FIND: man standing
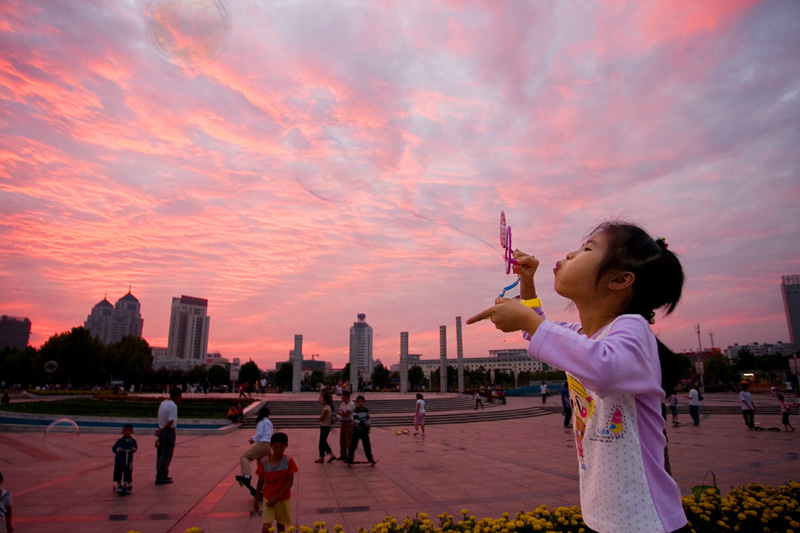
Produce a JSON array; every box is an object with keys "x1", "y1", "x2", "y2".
[
  {"x1": 337, "y1": 390, "x2": 356, "y2": 461},
  {"x1": 687, "y1": 384, "x2": 700, "y2": 426},
  {"x1": 540, "y1": 382, "x2": 549, "y2": 404},
  {"x1": 155, "y1": 387, "x2": 181, "y2": 484},
  {"x1": 740, "y1": 384, "x2": 755, "y2": 429},
  {"x1": 561, "y1": 382, "x2": 572, "y2": 427}
]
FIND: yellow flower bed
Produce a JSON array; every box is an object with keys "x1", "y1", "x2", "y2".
[{"x1": 125, "y1": 481, "x2": 800, "y2": 533}]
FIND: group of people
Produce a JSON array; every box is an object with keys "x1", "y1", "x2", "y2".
[{"x1": 87, "y1": 220, "x2": 799, "y2": 533}]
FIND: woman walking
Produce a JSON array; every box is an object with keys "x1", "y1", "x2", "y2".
[{"x1": 315, "y1": 393, "x2": 337, "y2": 463}]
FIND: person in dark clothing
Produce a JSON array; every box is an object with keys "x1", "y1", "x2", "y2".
[{"x1": 346, "y1": 395, "x2": 376, "y2": 466}]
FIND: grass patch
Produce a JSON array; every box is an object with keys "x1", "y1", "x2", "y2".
[{"x1": 0, "y1": 397, "x2": 254, "y2": 419}]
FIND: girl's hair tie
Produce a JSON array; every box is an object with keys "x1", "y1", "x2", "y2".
[
  {"x1": 656, "y1": 237, "x2": 668, "y2": 249},
  {"x1": 648, "y1": 311, "x2": 656, "y2": 325}
]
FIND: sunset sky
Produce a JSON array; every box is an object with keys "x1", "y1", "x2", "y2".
[{"x1": 1, "y1": 0, "x2": 798, "y2": 370}]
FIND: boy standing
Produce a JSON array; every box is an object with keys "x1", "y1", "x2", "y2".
[
  {"x1": 337, "y1": 390, "x2": 355, "y2": 461},
  {"x1": 669, "y1": 393, "x2": 680, "y2": 425},
  {"x1": 254, "y1": 433, "x2": 298, "y2": 533},
  {"x1": 112, "y1": 424, "x2": 138, "y2": 495},
  {"x1": 0, "y1": 471, "x2": 12, "y2": 533},
  {"x1": 347, "y1": 395, "x2": 376, "y2": 466}
]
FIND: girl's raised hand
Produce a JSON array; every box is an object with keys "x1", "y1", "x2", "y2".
[
  {"x1": 466, "y1": 297, "x2": 543, "y2": 334},
  {"x1": 512, "y1": 250, "x2": 539, "y2": 280}
]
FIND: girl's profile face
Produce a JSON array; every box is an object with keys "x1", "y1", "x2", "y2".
[{"x1": 554, "y1": 231, "x2": 610, "y2": 301}]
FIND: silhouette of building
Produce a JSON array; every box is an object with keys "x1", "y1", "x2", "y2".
[
  {"x1": 167, "y1": 295, "x2": 210, "y2": 362},
  {"x1": 84, "y1": 290, "x2": 143, "y2": 345},
  {"x1": 349, "y1": 313, "x2": 373, "y2": 377},
  {"x1": 0, "y1": 315, "x2": 31, "y2": 350},
  {"x1": 782, "y1": 275, "x2": 800, "y2": 354}
]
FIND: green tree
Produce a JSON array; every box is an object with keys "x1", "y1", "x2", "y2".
[
  {"x1": 39, "y1": 327, "x2": 106, "y2": 388},
  {"x1": 371, "y1": 363, "x2": 390, "y2": 390},
  {"x1": 276, "y1": 363, "x2": 293, "y2": 390},
  {"x1": 187, "y1": 364, "x2": 209, "y2": 386},
  {"x1": 107, "y1": 335, "x2": 153, "y2": 388},
  {"x1": 408, "y1": 365, "x2": 424, "y2": 389},
  {"x1": 734, "y1": 349, "x2": 757, "y2": 372},
  {"x1": 208, "y1": 365, "x2": 229, "y2": 388},
  {"x1": 239, "y1": 361, "x2": 261, "y2": 389},
  {"x1": 308, "y1": 369, "x2": 324, "y2": 389},
  {"x1": 0, "y1": 346, "x2": 41, "y2": 387},
  {"x1": 705, "y1": 354, "x2": 734, "y2": 385},
  {"x1": 341, "y1": 363, "x2": 351, "y2": 383}
]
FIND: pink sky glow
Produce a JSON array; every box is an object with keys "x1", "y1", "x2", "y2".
[{"x1": 1, "y1": 0, "x2": 799, "y2": 370}]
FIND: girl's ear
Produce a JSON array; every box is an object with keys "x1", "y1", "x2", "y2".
[{"x1": 607, "y1": 271, "x2": 635, "y2": 291}]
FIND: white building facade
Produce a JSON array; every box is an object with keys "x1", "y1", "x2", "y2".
[{"x1": 167, "y1": 295, "x2": 210, "y2": 363}]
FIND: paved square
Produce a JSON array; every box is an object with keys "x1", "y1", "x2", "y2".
[{"x1": 2, "y1": 394, "x2": 799, "y2": 532}]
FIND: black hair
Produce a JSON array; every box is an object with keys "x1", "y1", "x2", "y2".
[
  {"x1": 590, "y1": 222, "x2": 684, "y2": 317},
  {"x1": 0, "y1": 471, "x2": 3, "y2": 483},
  {"x1": 321, "y1": 392, "x2": 333, "y2": 406},
  {"x1": 590, "y1": 222, "x2": 685, "y2": 395},
  {"x1": 169, "y1": 387, "x2": 182, "y2": 398},
  {"x1": 416, "y1": 393, "x2": 423, "y2": 400},
  {"x1": 122, "y1": 424, "x2": 134, "y2": 432},
  {"x1": 778, "y1": 394, "x2": 785, "y2": 401},
  {"x1": 356, "y1": 395, "x2": 365, "y2": 401},
  {"x1": 342, "y1": 390, "x2": 350, "y2": 398},
  {"x1": 256, "y1": 406, "x2": 270, "y2": 423},
  {"x1": 271, "y1": 432, "x2": 288, "y2": 444}
]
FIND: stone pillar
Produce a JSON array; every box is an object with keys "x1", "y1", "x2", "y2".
[
  {"x1": 439, "y1": 325, "x2": 447, "y2": 393},
  {"x1": 456, "y1": 316, "x2": 464, "y2": 393},
  {"x1": 350, "y1": 347, "x2": 359, "y2": 393},
  {"x1": 400, "y1": 332, "x2": 409, "y2": 393},
  {"x1": 292, "y1": 334, "x2": 302, "y2": 393}
]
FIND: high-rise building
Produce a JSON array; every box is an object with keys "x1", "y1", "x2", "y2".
[
  {"x1": 349, "y1": 313, "x2": 373, "y2": 377},
  {"x1": 782, "y1": 275, "x2": 800, "y2": 354},
  {"x1": 0, "y1": 315, "x2": 31, "y2": 350},
  {"x1": 112, "y1": 291, "x2": 144, "y2": 342},
  {"x1": 85, "y1": 297, "x2": 114, "y2": 344},
  {"x1": 167, "y1": 295, "x2": 210, "y2": 362},
  {"x1": 84, "y1": 290, "x2": 144, "y2": 345}
]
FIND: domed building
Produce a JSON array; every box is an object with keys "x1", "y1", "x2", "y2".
[{"x1": 84, "y1": 290, "x2": 144, "y2": 345}]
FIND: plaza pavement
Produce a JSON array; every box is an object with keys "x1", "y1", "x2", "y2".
[{"x1": 1, "y1": 393, "x2": 799, "y2": 533}]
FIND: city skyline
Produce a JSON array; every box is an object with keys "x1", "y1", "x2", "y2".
[{"x1": 1, "y1": 2, "x2": 798, "y2": 370}]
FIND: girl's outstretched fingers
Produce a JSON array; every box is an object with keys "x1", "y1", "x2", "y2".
[{"x1": 466, "y1": 305, "x2": 496, "y2": 325}]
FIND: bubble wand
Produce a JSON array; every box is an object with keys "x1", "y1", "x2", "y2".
[{"x1": 498, "y1": 211, "x2": 541, "y2": 308}]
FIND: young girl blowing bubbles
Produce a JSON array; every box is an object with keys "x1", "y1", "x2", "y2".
[{"x1": 467, "y1": 222, "x2": 688, "y2": 533}]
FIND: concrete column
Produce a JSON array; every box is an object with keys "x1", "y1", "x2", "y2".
[
  {"x1": 400, "y1": 332, "x2": 409, "y2": 393},
  {"x1": 350, "y1": 347, "x2": 359, "y2": 393},
  {"x1": 292, "y1": 334, "x2": 302, "y2": 393},
  {"x1": 439, "y1": 325, "x2": 447, "y2": 393},
  {"x1": 456, "y1": 316, "x2": 464, "y2": 393}
]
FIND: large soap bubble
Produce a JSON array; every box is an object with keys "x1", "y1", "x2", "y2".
[
  {"x1": 145, "y1": 0, "x2": 232, "y2": 69},
  {"x1": 45, "y1": 418, "x2": 80, "y2": 452}
]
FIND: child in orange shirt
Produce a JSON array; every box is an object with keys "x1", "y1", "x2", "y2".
[{"x1": 254, "y1": 432, "x2": 298, "y2": 533}]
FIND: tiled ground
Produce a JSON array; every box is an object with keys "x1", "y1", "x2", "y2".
[{"x1": 2, "y1": 393, "x2": 799, "y2": 532}]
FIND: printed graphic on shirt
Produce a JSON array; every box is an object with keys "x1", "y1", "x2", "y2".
[
  {"x1": 591, "y1": 405, "x2": 627, "y2": 441},
  {"x1": 568, "y1": 375, "x2": 594, "y2": 470}
]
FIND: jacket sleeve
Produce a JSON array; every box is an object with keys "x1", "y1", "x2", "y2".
[{"x1": 528, "y1": 315, "x2": 662, "y2": 398}]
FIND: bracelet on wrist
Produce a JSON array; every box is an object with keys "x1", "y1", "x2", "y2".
[{"x1": 521, "y1": 298, "x2": 542, "y2": 308}]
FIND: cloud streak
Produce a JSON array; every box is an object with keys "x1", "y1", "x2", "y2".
[{"x1": 1, "y1": 0, "x2": 798, "y2": 367}]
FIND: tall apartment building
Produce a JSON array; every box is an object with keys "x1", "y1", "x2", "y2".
[
  {"x1": 167, "y1": 295, "x2": 210, "y2": 362},
  {"x1": 349, "y1": 313, "x2": 373, "y2": 376},
  {"x1": 84, "y1": 290, "x2": 144, "y2": 345},
  {"x1": 0, "y1": 315, "x2": 31, "y2": 350},
  {"x1": 782, "y1": 275, "x2": 800, "y2": 354}
]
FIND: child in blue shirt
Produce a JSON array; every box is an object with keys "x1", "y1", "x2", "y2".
[{"x1": 112, "y1": 424, "x2": 138, "y2": 495}]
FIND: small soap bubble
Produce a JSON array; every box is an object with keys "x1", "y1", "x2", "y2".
[
  {"x1": 145, "y1": 0, "x2": 232, "y2": 69},
  {"x1": 45, "y1": 418, "x2": 80, "y2": 452}
]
